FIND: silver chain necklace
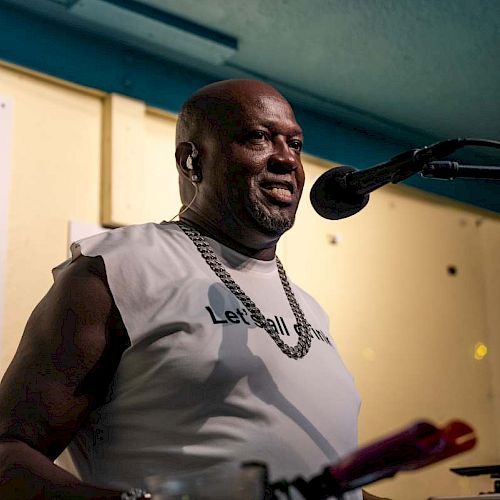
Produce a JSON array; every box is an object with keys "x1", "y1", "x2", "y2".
[{"x1": 177, "y1": 221, "x2": 312, "y2": 359}]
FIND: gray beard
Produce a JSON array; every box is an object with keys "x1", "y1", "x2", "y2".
[{"x1": 247, "y1": 197, "x2": 295, "y2": 236}]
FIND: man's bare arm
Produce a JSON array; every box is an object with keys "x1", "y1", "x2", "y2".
[{"x1": 0, "y1": 256, "x2": 130, "y2": 499}]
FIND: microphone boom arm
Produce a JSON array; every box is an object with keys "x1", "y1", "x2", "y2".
[
  {"x1": 421, "y1": 161, "x2": 500, "y2": 180},
  {"x1": 345, "y1": 138, "x2": 474, "y2": 196},
  {"x1": 345, "y1": 149, "x2": 421, "y2": 195},
  {"x1": 310, "y1": 138, "x2": 500, "y2": 220}
]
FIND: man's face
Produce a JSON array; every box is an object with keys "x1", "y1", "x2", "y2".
[{"x1": 198, "y1": 91, "x2": 305, "y2": 237}]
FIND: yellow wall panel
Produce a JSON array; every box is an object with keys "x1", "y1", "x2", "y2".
[
  {"x1": 102, "y1": 95, "x2": 180, "y2": 226},
  {"x1": 479, "y1": 218, "x2": 500, "y2": 453},
  {"x1": 281, "y1": 159, "x2": 500, "y2": 499},
  {"x1": 0, "y1": 64, "x2": 102, "y2": 372}
]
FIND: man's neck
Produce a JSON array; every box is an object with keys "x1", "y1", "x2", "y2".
[{"x1": 179, "y1": 214, "x2": 278, "y2": 261}]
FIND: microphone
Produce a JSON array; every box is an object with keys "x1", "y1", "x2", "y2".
[
  {"x1": 309, "y1": 165, "x2": 370, "y2": 220},
  {"x1": 310, "y1": 139, "x2": 466, "y2": 220}
]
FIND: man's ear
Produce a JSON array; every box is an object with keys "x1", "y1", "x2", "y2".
[
  {"x1": 175, "y1": 142, "x2": 193, "y2": 174},
  {"x1": 175, "y1": 141, "x2": 201, "y2": 182}
]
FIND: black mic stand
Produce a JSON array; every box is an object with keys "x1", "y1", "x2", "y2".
[
  {"x1": 311, "y1": 138, "x2": 500, "y2": 220},
  {"x1": 345, "y1": 138, "x2": 500, "y2": 196}
]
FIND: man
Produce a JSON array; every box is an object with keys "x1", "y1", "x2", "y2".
[{"x1": 0, "y1": 80, "x2": 384, "y2": 499}]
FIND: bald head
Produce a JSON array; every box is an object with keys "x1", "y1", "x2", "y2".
[
  {"x1": 174, "y1": 78, "x2": 304, "y2": 250},
  {"x1": 175, "y1": 79, "x2": 290, "y2": 146}
]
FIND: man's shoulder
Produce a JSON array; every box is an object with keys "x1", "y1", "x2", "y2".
[
  {"x1": 53, "y1": 222, "x2": 188, "y2": 280},
  {"x1": 77, "y1": 221, "x2": 177, "y2": 244},
  {"x1": 72, "y1": 222, "x2": 184, "y2": 256}
]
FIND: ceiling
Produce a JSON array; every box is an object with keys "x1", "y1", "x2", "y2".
[
  {"x1": 147, "y1": 0, "x2": 500, "y2": 143},
  {"x1": 3, "y1": 0, "x2": 500, "y2": 201}
]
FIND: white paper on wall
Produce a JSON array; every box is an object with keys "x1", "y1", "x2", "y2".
[{"x1": 0, "y1": 97, "x2": 13, "y2": 346}]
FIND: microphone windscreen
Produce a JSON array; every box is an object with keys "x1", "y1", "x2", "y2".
[{"x1": 310, "y1": 165, "x2": 370, "y2": 220}]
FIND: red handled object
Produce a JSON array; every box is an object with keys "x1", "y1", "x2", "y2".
[{"x1": 291, "y1": 420, "x2": 476, "y2": 499}]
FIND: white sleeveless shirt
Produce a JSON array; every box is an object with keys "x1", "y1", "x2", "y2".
[{"x1": 53, "y1": 222, "x2": 362, "y2": 499}]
